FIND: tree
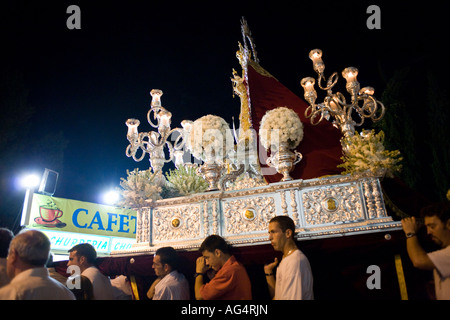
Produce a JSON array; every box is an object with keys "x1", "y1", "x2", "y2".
[
  {"x1": 376, "y1": 66, "x2": 449, "y2": 201},
  {"x1": 426, "y1": 72, "x2": 450, "y2": 200}
]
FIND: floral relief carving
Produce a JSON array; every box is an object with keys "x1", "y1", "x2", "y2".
[
  {"x1": 136, "y1": 208, "x2": 151, "y2": 243},
  {"x1": 114, "y1": 174, "x2": 401, "y2": 256},
  {"x1": 223, "y1": 196, "x2": 276, "y2": 235},
  {"x1": 302, "y1": 183, "x2": 364, "y2": 226},
  {"x1": 153, "y1": 204, "x2": 201, "y2": 242}
]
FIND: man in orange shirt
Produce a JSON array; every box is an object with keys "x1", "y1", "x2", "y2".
[{"x1": 194, "y1": 235, "x2": 252, "y2": 300}]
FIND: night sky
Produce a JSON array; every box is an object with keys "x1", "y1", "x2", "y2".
[{"x1": 1, "y1": 1, "x2": 448, "y2": 229}]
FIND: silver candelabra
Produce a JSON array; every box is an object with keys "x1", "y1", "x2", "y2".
[
  {"x1": 125, "y1": 90, "x2": 186, "y2": 184},
  {"x1": 301, "y1": 49, "x2": 385, "y2": 138}
]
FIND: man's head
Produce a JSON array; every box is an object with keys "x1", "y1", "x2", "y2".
[
  {"x1": 152, "y1": 246, "x2": 180, "y2": 277},
  {"x1": 0, "y1": 228, "x2": 14, "y2": 259},
  {"x1": 421, "y1": 201, "x2": 450, "y2": 247},
  {"x1": 67, "y1": 243, "x2": 97, "y2": 272},
  {"x1": 6, "y1": 229, "x2": 51, "y2": 279},
  {"x1": 268, "y1": 216, "x2": 296, "y2": 252},
  {"x1": 199, "y1": 235, "x2": 231, "y2": 271}
]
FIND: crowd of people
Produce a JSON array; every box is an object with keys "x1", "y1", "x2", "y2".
[
  {"x1": 0, "y1": 228, "x2": 132, "y2": 300},
  {"x1": 0, "y1": 201, "x2": 449, "y2": 300}
]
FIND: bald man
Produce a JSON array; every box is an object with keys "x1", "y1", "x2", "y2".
[{"x1": 0, "y1": 229, "x2": 75, "y2": 300}]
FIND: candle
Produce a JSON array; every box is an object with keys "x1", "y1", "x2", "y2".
[
  {"x1": 181, "y1": 120, "x2": 193, "y2": 133},
  {"x1": 309, "y1": 49, "x2": 325, "y2": 74},
  {"x1": 301, "y1": 77, "x2": 317, "y2": 105},
  {"x1": 360, "y1": 87, "x2": 376, "y2": 113},
  {"x1": 126, "y1": 119, "x2": 140, "y2": 136},
  {"x1": 360, "y1": 86, "x2": 374, "y2": 96},
  {"x1": 342, "y1": 67, "x2": 360, "y2": 96},
  {"x1": 342, "y1": 67, "x2": 359, "y2": 83},
  {"x1": 150, "y1": 89, "x2": 163, "y2": 107},
  {"x1": 174, "y1": 150, "x2": 184, "y2": 168},
  {"x1": 301, "y1": 77, "x2": 315, "y2": 91},
  {"x1": 158, "y1": 110, "x2": 172, "y2": 128},
  {"x1": 309, "y1": 49, "x2": 322, "y2": 62}
]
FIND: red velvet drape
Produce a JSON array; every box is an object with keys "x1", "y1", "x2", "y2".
[{"x1": 246, "y1": 62, "x2": 344, "y2": 183}]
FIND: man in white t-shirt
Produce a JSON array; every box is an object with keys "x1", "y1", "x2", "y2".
[
  {"x1": 68, "y1": 243, "x2": 115, "y2": 300},
  {"x1": 147, "y1": 246, "x2": 189, "y2": 300},
  {"x1": 401, "y1": 201, "x2": 450, "y2": 300},
  {"x1": 264, "y1": 216, "x2": 314, "y2": 300}
]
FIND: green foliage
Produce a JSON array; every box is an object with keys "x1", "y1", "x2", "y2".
[
  {"x1": 338, "y1": 130, "x2": 402, "y2": 178},
  {"x1": 426, "y1": 73, "x2": 450, "y2": 200},
  {"x1": 375, "y1": 67, "x2": 450, "y2": 200},
  {"x1": 165, "y1": 165, "x2": 208, "y2": 196},
  {"x1": 118, "y1": 168, "x2": 162, "y2": 208},
  {"x1": 375, "y1": 68, "x2": 419, "y2": 188}
]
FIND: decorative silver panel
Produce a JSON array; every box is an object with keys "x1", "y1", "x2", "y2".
[
  {"x1": 222, "y1": 195, "x2": 276, "y2": 241},
  {"x1": 111, "y1": 173, "x2": 401, "y2": 256},
  {"x1": 301, "y1": 182, "x2": 364, "y2": 226},
  {"x1": 152, "y1": 203, "x2": 203, "y2": 246}
]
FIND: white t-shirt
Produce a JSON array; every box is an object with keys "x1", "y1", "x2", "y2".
[
  {"x1": 153, "y1": 270, "x2": 190, "y2": 300},
  {"x1": 110, "y1": 275, "x2": 132, "y2": 300},
  {"x1": 0, "y1": 267, "x2": 75, "y2": 300},
  {"x1": 82, "y1": 266, "x2": 115, "y2": 300},
  {"x1": 428, "y1": 246, "x2": 450, "y2": 300},
  {"x1": 274, "y1": 249, "x2": 314, "y2": 300}
]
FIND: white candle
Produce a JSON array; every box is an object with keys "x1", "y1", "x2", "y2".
[
  {"x1": 150, "y1": 89, "x2": 163, "y2": 107},
  {"x1": 360, "y1": 86, "x2": 374, "y2": 95},
  {"x1": 342, "y1": 67, "x2": 360, "y2": 97},
  {"x1": 342, "y1": 67, "x2": 359, "y2": 83},
  {"x1": 159, "y1": 111, "x2": 172, "y2": 127},
  {"x1": 309, "y1": 49, "x2": 322, "y2": 64},
  {"x1": 126, "y1": 119, "x2": 140, "y2": 136},
  {"x1": 309, "y1": 49, "x2": 325, "y2": 74},
  {"x1": 301, "y1": 77, "x2": 315, "y2": 92},
  {"x1": 174, "y1": 150, "x2": 184, "y2": 168},
  {"x1": 301, "y1": 77, "x2": 317, "y2": 105}
]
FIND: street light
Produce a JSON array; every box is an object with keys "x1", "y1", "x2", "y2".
[
  {"x1": 19, "y1": 174, "x2": 40, "y2": 189},
  {"x1": 38, "y1": 168, "x2": 59, "y2": 196},
  {"x1": 101, "y1": 190, "x2": 120, "y2": 205},
  {"x1": 18, "y1": 168, "x2": 60, "y2": 227},
  {"x1": 19, "y1": 173, "x2": 41, "y2": 227}
]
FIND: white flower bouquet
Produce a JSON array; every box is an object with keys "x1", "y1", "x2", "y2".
[
  {"x1": 338, "y1": 129, "x2": 402, "y2": 178},
  {"x1": 118, "y1": 168, "x2": 162, "y2": 208},
  {"x1": 259, "y1": 107, "x2": 304, "y2": 150},
  {"x1": 185, "y1": 114, "x2": 234, "y2": 163}
]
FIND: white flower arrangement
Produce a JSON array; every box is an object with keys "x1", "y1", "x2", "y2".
[
  {"x1": 165, "y1": 165, "x2": 208, "y2": 196},
  {"x1": 185, "y1": 114, "x2": 234, "y2": 163},
  {"x1": 338, "y1": 129, "x2": 402, "y2": 178},
  {"x1": 259, "y1": 107, "x2": 304, "y2": 150},
  {"x1": 118, "y1": 168, "x2": 162, "y2": 208}
]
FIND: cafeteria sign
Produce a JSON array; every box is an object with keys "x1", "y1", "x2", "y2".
[
  {"x1": 28, "y1": 193, "x2": 137, "y2": 238},
  {"x1": 39, "y1": 229, "x2": 135, "y2": 254}
]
